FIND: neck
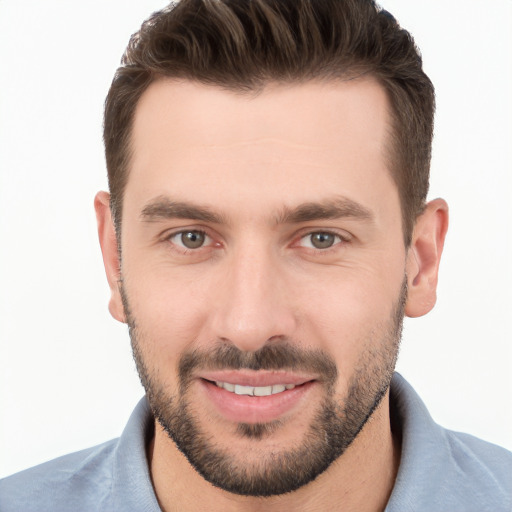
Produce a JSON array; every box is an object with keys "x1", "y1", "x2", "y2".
[{"x1": 149, "y1": 392, "x2": 400, "y2": 512}]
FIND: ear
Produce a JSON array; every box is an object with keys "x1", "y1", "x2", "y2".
[
  {"x1": 94, "y1": 191, "x2": 126, "y2": 323},
  {"x1": 405, "y1": 198, "x2": 449, "y2": 318}
]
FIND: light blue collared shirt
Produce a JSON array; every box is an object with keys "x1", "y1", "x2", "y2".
[{"x1": 1, "y1": 373, "x2": 511, "y2": 511}]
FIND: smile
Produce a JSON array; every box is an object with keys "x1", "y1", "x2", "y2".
[
  {"x1": 214, "y1": 381, "x2": 296, "y2": 396},
  {"x1": 200, "y1": 376, "x2": 316, "y2": 423}
]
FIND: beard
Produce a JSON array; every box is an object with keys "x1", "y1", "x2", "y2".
[{"x1": 121, "y1": 279, "x2": 406, "y2": 497}]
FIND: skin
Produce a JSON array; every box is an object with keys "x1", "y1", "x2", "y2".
[{"x1": 95, "y1": 78, "x2": 448, "y2": 511}]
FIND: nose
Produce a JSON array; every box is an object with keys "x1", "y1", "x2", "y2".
[{"x1": 210, "y1": 244, "x2": 297, "y2": 353}]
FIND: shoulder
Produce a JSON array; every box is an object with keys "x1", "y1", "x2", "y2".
[
  {"x1": 0, "y1": 439, "x2": 118, "y2": 512},
  {"x1": 388, "y1": 373, "x2": 512, "y2": 512},
  {"x1": 443, "y1": 428, "x2": 512, "y2": 496},
  {"x1": 420, "y1": 428, "x2": 512, "y2": 512}
]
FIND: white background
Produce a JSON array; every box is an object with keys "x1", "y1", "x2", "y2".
[{"x1": 0, "y1": 0, "x2": 511, "y2": 478}]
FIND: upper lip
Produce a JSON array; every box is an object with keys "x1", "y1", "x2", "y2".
[{"x1": 198, "y1": 370, "x2": 315, "y2": 387}]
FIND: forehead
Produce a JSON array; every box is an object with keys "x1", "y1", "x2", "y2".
[
  {"x1": 126, "y1": 78, "x2": 397, "y2": 223},
  {"x1": 131, "y1": 78, "x2": 391, "y2": 157}
]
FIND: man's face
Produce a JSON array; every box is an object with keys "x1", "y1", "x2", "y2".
[{"x1": 116, "y1": 79, "x2": 408, "y2": 495}]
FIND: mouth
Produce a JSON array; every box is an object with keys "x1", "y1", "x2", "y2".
[
  {"x1": 213, "y1": 380, "x2": 298, "y2": 396},
  {"x1": 197, "y1": 371, "x2": 317, "y2": 424}
]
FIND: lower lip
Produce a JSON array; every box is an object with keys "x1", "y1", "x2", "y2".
[{"x1": 200, "y1": 379, "x2": 316, "y2": 424}]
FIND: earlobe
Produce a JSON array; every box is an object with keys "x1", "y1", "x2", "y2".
[
  {"x1": 405, "y1": 198, "x2": 449, "y2": 318},
  {"x1": 94, "y1": 191, "x2": 126, "y2": 323}
]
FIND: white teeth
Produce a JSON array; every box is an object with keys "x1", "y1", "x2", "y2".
[
  {"x1": 223, "y1": 382, "x2": 235, "y2": 392},
  {"x1": 253, "y1": 386, "x2": 272, "y2": 397},
  {"x1": 215, "y1": 381, "x2": 296, "y2": 396},
  {"x1": 234, "y1": 384, "x2": 254, "y2": 396}
]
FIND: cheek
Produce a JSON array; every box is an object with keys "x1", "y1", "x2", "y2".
[
  {"x1": 123, "y1": 267, "x2": 212, "y2": 368},
  {"x1": 295, "y1": 268, "x2": 402, "y2": 377}
]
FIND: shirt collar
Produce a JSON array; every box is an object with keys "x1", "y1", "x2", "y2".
[
  {"x1": 107, "y1": 372, "x2": 475, "y2": 511},
  {"x1": 111, "y1": 397, "x2": 161, "y2": 511}
]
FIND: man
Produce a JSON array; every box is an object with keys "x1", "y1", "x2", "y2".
[{"x1": 1, "y1": 0, "x2": 510, "y2": 510}]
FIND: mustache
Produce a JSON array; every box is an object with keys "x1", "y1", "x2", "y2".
[{"x1": 179, "y1": 340, "x2": 338, "y2": 387}]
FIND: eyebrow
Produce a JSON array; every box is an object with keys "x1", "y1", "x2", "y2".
[
  {"x1": 140, "y1": 195, "x2": 374, "y2": 225},
  {"x1": 275, "y1": 197, "x2": 374, "y2": 224},
  {"x1": 140, "y1": 197, "x2": 225, "y2": 224}
]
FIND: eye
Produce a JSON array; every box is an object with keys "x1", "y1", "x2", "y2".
[
  {"x1": 169, "y1": 230, "x2": 211, "y2": 249},
  {"x1": 299, "y1": 232, "x2": 343, "y2": 249}
]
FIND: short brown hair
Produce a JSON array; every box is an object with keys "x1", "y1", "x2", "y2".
[{"x1": 104, "y1": 0, "x2": 434, "y2": 246}]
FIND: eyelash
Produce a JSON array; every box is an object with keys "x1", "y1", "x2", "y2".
[
  {"x1": 165, "y1": 230, "x2": 214, "y2": 252},
  {"x1": 294, "y1": 230, "x2": 350, "y2": 254},
  {"x1": 162, "y1": 228, "x2": 350, "y2": 254}
]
